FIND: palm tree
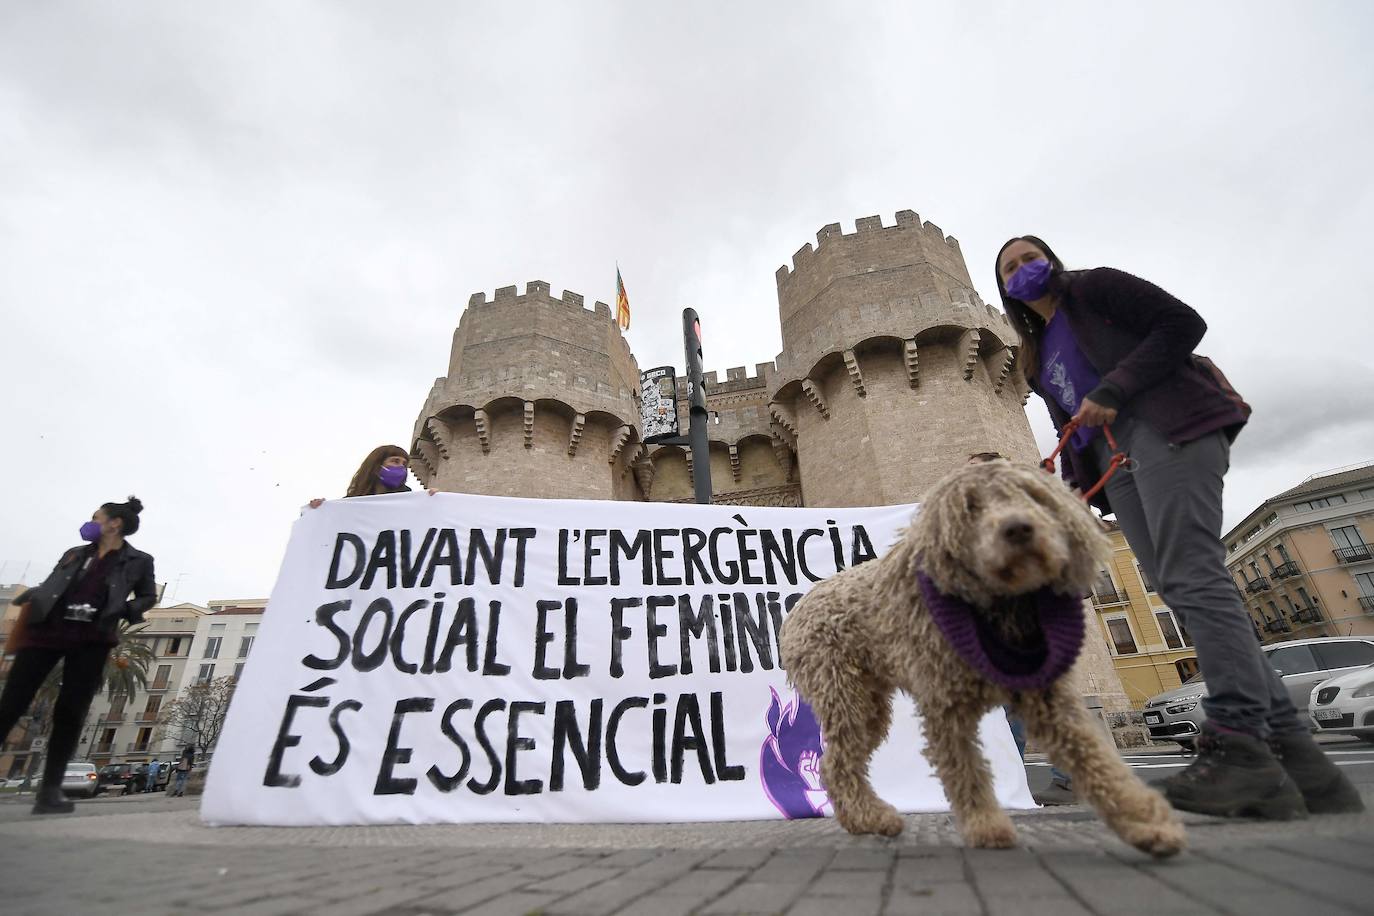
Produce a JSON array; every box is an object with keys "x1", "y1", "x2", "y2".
[{"x1": 104, "y1": 620, "x2": 156, "y2": 700}]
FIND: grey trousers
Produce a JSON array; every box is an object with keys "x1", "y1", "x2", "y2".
[{"x1": 1089, "y1": 416, "x2": 1304, "y2": 738}]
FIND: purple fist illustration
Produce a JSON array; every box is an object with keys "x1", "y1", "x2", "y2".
[{"x1": 760, "y1": 688, "x2": 829, "y2": 819}]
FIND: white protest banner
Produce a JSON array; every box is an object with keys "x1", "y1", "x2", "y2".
[{"x1": 202, "y1": 492, "x2": 1033, "y2": 826}]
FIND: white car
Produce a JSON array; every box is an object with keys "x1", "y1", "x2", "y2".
[{"x1": 1308, "y1": 663, "x2": 1374, "y2": 742}]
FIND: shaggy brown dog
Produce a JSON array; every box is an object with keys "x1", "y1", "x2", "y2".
[{"x1": 779, "y1": 461, "x2": 1185, "y2": 857}]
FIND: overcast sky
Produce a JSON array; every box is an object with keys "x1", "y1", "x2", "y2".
[{"x1": 2, "y1": 2, "x2": 1371, "y2": 604}]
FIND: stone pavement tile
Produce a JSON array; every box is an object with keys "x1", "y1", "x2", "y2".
[
  {"x1": 516, "y1": 853, "x2": 609, "y2": 879},
  {"x1": 1132, "y1": 856, "x2": 1344, "y2": 916},
  {"x1": 1038, "y1": 852, "x2": 1200, "y2": 915},
  {"x1": 790, "y1": 898, "x2": 883, "y2": 916},
  {"x1": 982, "y1": 895, "x2": 1094, "y2": 916},
  {"x1": 616, "y1": 896, "x2": 713, "y2": 916},
  {"x1": 213, "y1": 895, "x2": 317, "y2": 916},
  {"x1": 542, "y1": 878, "x2": 659, "y2": 915},
  {"x1": 525, "y1": 866, "x2": 626, "y2": 895},
  {"x1": 458, "y1": 890, "x2": 564, "y2": 916},
  {"x1": 829, "y1": 848, "x2": 895, "y2": 871},
  {"x1": 410, "y1": 873, "x2": 536, "y2": 912},
  {"x1": 299, "y1": 884, "x2": 440, "y2": 916},
  {"x1": 702, "y1": 880, "x2": 810, "y2": 915},
  {"x1": 411, "y1": 864, "x2": 524, "y2": 895},
  {"x1": 882, "y1": 883, "x2": 982, "y2": 916},
  {"x1": 656, "y1": 868, "x2": 748, "y2": 897},
  {"x1": 891, "y1": 849, "x2": 966, "y2": 887},
  {"x1": 1277, "y1": 835, "x2": 1374, "y2": 873},
  {"x1": 617, "y1": 850, "x2": 713, "y2": 883},
  {"x1": 702, "y1": 847, "x2": 772, "y2": 869},
  {"x1": 748, "y1": 849, "x2": 834, "y2": 884},
  {"x1": 595, "y1": 849, "x2": 663, "y2": 869},
  {"x1": 1198, "y1": 845, "x2": 1374, "y2": 912},
  {"x1": 807, "y1": 869, "x2": 886, "y2": 897}
]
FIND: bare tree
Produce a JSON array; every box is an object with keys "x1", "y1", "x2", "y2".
[{"x1": 157, "y1": 676, "x2": 237, "y2": 755}]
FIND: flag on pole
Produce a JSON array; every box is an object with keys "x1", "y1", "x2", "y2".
[{"x1": 615, "y1": 266, "x2": 631, "y2": 331}]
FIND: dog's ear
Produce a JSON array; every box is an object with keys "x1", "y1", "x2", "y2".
[
  {"x1": 1042, "y1": 473, "x2": 1111, "y2": 592},
  {"x1": 907, "y1": 469, "x2": 994, "y2": 606}
]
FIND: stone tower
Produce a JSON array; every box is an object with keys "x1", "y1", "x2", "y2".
[
  {"x1": 766, "y1": 210, "x2": 1038, "y2": 508},
  {"x1": 409, "y1": 282, "x2": 650, "y2": 500},
  {"x1": 408, "y1": 209, "x2": 1131, "y2": 728}
]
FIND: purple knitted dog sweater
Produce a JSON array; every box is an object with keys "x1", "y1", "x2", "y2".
[{"x1": 916, "y1": 571, "x2": 1085, "y2": 691}]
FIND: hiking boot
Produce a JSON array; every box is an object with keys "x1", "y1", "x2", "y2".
[
  {"x1": 31, "y1": 783, "x2": 75, "y2": 815},
  {"x1": 1032, "y1": 781, "x2": 1077, "y2": 806},
  {"x1": 1269, "y1": 731, "x2": 1365, "y2": 814},
  {"x1": 1159, "y1": 726, "x2": 1307, "y2": 820}
]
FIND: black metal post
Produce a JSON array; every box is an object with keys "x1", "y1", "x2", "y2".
[{"x1": 682, "y1": 308, "x2": 712, "y2": 504}]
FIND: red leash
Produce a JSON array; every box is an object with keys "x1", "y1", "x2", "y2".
[{"x1": 1041, "y1": 420, "x2": 1133, "y2": 501}]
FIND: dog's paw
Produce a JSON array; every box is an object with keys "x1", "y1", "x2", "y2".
[
  {"x1": 1116, "y1": 816, "x2": 1186, "y2": 859},
  {"x1": 961, "y1": 812, "x2": 1018, "y2": 849},
  {"x1": 837, "y1": 801, "x2": 905, "y2": 837}
]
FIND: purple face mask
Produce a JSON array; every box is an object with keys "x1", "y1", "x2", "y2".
[
  {"x1": 80, "y1": 520, "x2": 102, "y2": 542},
  {"x1": 378, "y1": 464, "x2": 408, "y2": 489},
  {"x1": 1005, "y1": 258, "x2": 1052, "y2": 301}
]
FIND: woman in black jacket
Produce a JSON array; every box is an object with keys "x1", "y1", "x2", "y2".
[
  {"x1": 0, "y1": 496, "x2": 157, "y2": 814},
  {"x1": 996, "y1": 236, "x2": 1361, "y2": 820}
]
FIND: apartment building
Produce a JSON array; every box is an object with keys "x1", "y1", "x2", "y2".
[
  {"x1": 0, "y1": 585, "x2": 35, "y2": 778},
  {"x1": 1224, "y1": 463, "x2": 1374, "y2": 643},
  {"x1": 79, "y1": 603, "x2": 209, "y2": 766},
  {"x1": 78, "y1": 599, "x2": 267, "y2": 767},
  {"x1": 1090, "y1": 523, "x2": 1200, "y2": 708}
]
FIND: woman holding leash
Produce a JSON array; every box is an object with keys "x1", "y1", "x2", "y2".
[
  {"x1": 995, "y1": 237, "x2": 1361, "y2": 820},
  {"x1": 0, "y1": 496, "x2": 157, "y2": 814}
]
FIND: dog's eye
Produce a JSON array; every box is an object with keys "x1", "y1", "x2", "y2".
[{"x1": 964, "y1": 493, "x2": 981, "y2": 514}]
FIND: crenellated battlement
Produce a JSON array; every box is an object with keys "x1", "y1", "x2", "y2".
[
  {"x1": 465, "y1": 281, "x2": 613, "y2": 318},
  {"x1": 775, "y1": 210, "x2": 964, "y2": 286}
]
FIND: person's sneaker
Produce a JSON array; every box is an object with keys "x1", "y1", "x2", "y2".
[
  {"x1": 1159, "y1": 726, "x2": 1307, "y2": 820},
  {"x1": 1032, "y1": 781, "x2": 1077, "y2": 806},
  {"x1": 31, "y1": 784, "x2": 75, "y2": 815},
  {"x1": 1269, "y1": 731, "x2": 1365, "y2": 814}
]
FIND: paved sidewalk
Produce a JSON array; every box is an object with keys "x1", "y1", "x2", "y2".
[{"x1": 1, "y1": 788, "x2": 1371, "y2": 916}]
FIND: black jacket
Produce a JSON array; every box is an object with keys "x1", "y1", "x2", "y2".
[
  {"x1": 15, "y1": 543, "x2": 158, "y2": 631},
  {"x1": 1028, "y1": 268, "x2": 1249, "y2": 512}
]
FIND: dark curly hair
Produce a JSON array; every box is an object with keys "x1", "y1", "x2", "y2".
[{"x1": 101, "y1": 495, "x2": 144, "y2": 536}]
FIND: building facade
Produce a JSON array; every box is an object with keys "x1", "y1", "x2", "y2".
[
  {"x1": 1225, "y1": 463, "x2": 1374, "y2": 643},
  {"x1": 78, "y1": 600, "x2": 266, "y2": 768},
  {"x1": 407, "y1": 208, "x2": 1131, "y2": 718},
  {"x1": 1090, "y1": 523, "x2": 1199, "y2": 708}
]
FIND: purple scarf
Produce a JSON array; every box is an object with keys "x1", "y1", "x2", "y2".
[{"x1": 917, "y1": 571, "x2": 1085, "y2": 691}]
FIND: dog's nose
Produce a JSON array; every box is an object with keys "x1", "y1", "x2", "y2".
[{"x1": 1001, "y1": 520, "x2": 1034, "y2": 545}]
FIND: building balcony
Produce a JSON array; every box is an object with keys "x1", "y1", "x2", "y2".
[
  {"x1": 93, "y1": 742, "x2": 114, "y2": 755},
  {"x1": 1333, "y1": 544, "x2": 1373, "y2": 564},
  {"x1": 1263, "y1": 617, "x2": 1292, "y2": 635},
  {"x1": 1290, "y1": 606, "x2": 1323, "y2": 625},
  {"x1": 101, "y1": 713, "x2": 125, "y2": 724},
  {"x1": 148, "y1": 680, "x2": 171, "y2": 692},
  {"x1": 136, "y1": 713, "x2": 160, "y2": 724},
  {"x1": 1360, "y1": 596, "x2": 1374, "y2": 614},
  {"x1": 1271, "y1": 560, "x2": 1301, "y2": 580},
  {"x1": 126, "y1": 742, "x2": 151, "y2": 754},
  {"x1": 1092, "y1": 589, "x2": 1126, "y2": 606},
  {"x1": 1245, "y1": 577, "x2": 1272, "y2": 594}
]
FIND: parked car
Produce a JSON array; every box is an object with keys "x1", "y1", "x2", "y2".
[
  {"x1": 1142, "y1": 636, "x2": 1374, "y2": 749},
  {"x1": 97, "y1": 763, "x2": 144, "y2": 795},
  {"x1": 1308, "y1": 663, "x2": 1374, "y2": 742},
  {"x1": 61, "y1": 762, "x2": 99, "y2": 798}
]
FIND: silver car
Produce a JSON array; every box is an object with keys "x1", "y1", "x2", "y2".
[
  {"x1": 1142, "y1": 636, "x2": 1374, "y2": 748},
  {"x1": 62, "y1": 761, "x2": 99, "y2": 798},
  {"x1": 1309, "y1": 663, "x2": 1374, "y2": 741}
]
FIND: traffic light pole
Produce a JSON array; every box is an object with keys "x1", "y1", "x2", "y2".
[{"x1": 682, "y1": 308, "x2": 713, "y2": 505}]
